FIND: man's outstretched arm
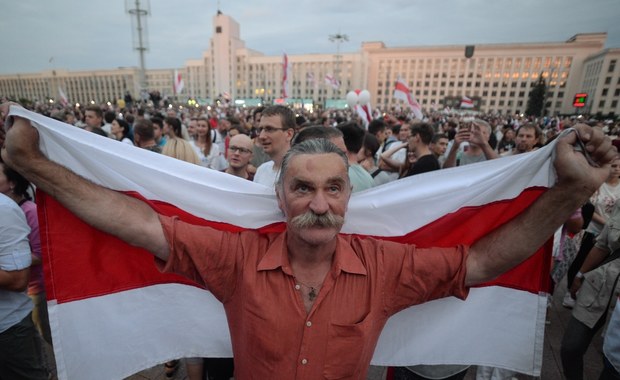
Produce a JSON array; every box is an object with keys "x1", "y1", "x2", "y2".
[
  {"x1": 1, "y1": 105, "x2": 170, "y2": 261},
  {"x1": 465, "y1": 124, "x2": 616, "y2": 286}
]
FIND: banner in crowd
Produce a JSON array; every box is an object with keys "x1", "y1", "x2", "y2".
[
  {"x1": 8, "y1": 107, "x2": 556, "y2": 380},
  {"x1": 282, "y1": 53, "x2": 289, "y2": 99},
  {"x1": 393, "y1": 77, "x2": 423, "y2": 120}
]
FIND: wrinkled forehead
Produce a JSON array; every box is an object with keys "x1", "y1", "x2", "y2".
[{"x1": 283, "y1": 153, "x2": 349, "y2": 184}]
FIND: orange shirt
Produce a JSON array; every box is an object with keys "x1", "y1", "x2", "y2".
[{"x1": 158, "y1": 215, "x2": 469, "y2": 380}]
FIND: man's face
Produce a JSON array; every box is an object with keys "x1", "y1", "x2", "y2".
[
  {"x1": 515, "y1": 127, "x2": 537, "y2": 153},
  {"x1": 258, "y1": 114, "x2": 293, "y2": 158},
  {"x1": 398, "y1": 124, "x2": 411, "y2": 142},
  {"x1": 84, "y1": 110, "x2": 102, "y2": 128},
  {"x1": 153, "y1": 123, "x2": 163, "y2": 142},
  {"x1": 253, "y1": 112, "x2": 262, "y2": 128},
  {"x1": 218, "y1": 119, "x2": 231, "y2": 133},
  {"x1": 375, "y1": 128, "x2": 387, "y2": 144},
  {"x1": 431, "y1": 137, "x2": 449, "y2": 157},
  {"x1": 408, "y1": 134, "x2": 420, "y2": 152},
  {"x1": 277, "y1": 153, "x2": 350, "y2": 247},
  {"x1": 227, "y1": 135, "x2": 253, "y2": 170}
]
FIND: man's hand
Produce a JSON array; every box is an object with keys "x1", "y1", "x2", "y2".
[
  {"x1": 569, "y1": 277, "x2": 583, "y2": 299},
  {"x1": 468, "y1": 123, "x2": 488, "y2": 148},
  {"x1": 452, "y1": 128, "x2": 470, "y2": 147},
  {"x1": 0, "y1": 103, "x2": 43, "y2": 171},
  {"x1": 554, "y1": 124, "x2": 616, "y2": 196}
]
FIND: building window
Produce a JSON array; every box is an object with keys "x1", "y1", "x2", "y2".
[
  {"x1": 609, "y1": 60, "x2": 617, "y2": 73},
  {"x1": 216, "y1": 26, "x2": 222, "y2": 33},
  {"x1": 612, "y1": 100, "x2": 618, "y2": 108},
  {"x1": 605, "y1": 77, "x2": 612, "y2": 85},
  {"x1": 599, "y1": 100, "x2": 606, "y2": 108},
  {"x1": 603, "y1": 89, "x2": 609, "y2": 96},
  {"x1": 615, "y1": 89, "x2": 620, "y2": 97}
]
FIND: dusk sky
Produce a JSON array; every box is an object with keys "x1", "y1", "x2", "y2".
[{"x1": 1, "y1": 0, "x2": 618, "y2": 75}]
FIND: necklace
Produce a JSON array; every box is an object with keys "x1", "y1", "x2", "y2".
[{"x1": 295, "y1": 279, "x2": 323, "y2": 302}]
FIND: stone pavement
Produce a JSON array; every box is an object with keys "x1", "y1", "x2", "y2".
[{"x1": 124, "y1": 280, "x2": 605, "y2": 380}]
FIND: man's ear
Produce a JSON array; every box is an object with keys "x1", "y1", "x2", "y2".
[
  {"x1": 275, "y1": 187, "x2": 285, "y2": 216},
  {"x1": 285, "y1": 128, "x2": 295, "y2": 144}
]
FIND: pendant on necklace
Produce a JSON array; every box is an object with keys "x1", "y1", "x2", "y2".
[{"x1": 308, "y1": 287, "x2": 317, "y2": 301}]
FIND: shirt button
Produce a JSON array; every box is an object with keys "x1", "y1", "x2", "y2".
[
  {"x1": 295, "y1": 284, "x2": 301, "y2": 290},
  {"x1": 306, "y1": 321, "x2": 312, "y2": 327},
  {"x1": 301, "y1": 358, "x2": 308, "y2": 365}
]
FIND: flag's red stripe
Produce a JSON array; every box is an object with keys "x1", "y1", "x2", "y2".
[{"x1": 40, "y1": 188, "x2": 550, "y2": 304}]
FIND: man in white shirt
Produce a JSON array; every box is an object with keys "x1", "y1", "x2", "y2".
[
  {"x1": 253, "y1": 106, "x2": 295, "y2": 187},
  {"x1": 0, "y1": 193, "x2": 47, "y2": 379}
]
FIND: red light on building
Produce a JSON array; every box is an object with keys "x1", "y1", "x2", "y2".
[{"x1": 573, "y1": 93, "x2": 587, "y2": 107}]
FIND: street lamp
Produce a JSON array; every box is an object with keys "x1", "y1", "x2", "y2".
[{"x1": 329, "y1": 32, "x2": 348, "y2": 93}]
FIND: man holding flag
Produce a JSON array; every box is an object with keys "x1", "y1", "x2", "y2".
[{"x1": 1, "y1": 102, "x2": 616, "y2": 379}]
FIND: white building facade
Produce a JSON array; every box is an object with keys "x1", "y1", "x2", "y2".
[{"x1": 0, "y1": 12, "x2": 618, "y2": 117}]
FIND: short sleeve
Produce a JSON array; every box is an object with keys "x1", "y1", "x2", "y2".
[
  {"x1": 156, "y1": 214, "x2": 241, "y2": 301},
  {"x1": 0, "y1": 202, "x2": 32, "y2": 271},
  {"x1": 383, "y1": 242, "x2": 469, "y2": 314}
]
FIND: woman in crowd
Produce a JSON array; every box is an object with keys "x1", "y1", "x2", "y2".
[
  {"x1": 190, "y1": 118, "x2": 226, "y2": 170},
  {"x1": 162, "y1": 117, "x2": 201, "y2": 165},
  {"x1": 110, "y1": 118, "x2": 133, "y2": 145},
  {"x1": 497, "y1": 127, "x2": 515, "y2": 155}
]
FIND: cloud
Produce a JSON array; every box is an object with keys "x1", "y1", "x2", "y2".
[{"x1": 0, "y1": 0, "x2": 618, "y2": 75}]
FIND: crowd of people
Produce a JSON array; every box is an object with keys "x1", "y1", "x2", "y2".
[{"x1": 1, "y1": 95, "x2": 620, "y2": 380}]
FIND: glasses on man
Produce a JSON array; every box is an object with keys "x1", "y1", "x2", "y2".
[
  {"x1": 256, "y1": 126, "x2": 285, "y2": 134},
  {"x1": 228, "y1": 145, "x2": 252, "y2": 154}
]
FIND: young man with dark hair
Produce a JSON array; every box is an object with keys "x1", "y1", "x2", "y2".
[
  {"x1": 133, "y1": 119, "x2": 161, "y2": 153},
  {"x1": 253, "y1": 105, "x2": 296, "y2": 187},
  {"x1": 336, "y1": 122, "x2": 375, "y2": 192},
  {"x1": 402, "y1": 123, "x2": 440, "y2": 178}
]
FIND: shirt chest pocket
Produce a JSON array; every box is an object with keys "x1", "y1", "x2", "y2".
[{"x1": 323, "y1": 314, "x2": 374, "y2": 379}]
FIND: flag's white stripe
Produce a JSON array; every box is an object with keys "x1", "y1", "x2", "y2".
[
  {"x1": 372, "y1": 287, "x2": 545, "y2": 374},
  {"x1": 49, "y1": 285, "x2": 230, "y2": 380},
  {"x1": 9, "y1": 107, "x2": 556, "y2": 236},
  {"x1": 49, "y1": 284, "x2": 543, "y2": 380}
]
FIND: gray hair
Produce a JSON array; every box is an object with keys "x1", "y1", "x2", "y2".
[
  {"x1": 473, "y1": 119, "x2": 492, "y2": 134},
  {"x1": 277, "y1": 138, "x2": 349, "y2": 189}
]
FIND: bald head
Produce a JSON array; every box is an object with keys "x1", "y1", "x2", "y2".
[
  {"x1": 230, "y1": 133, "x2": 252, "y2": 149},
  {"x1": 227, "y1": 134, "x2": 254, "y2": 170}
]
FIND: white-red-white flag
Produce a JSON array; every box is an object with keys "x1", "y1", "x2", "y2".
[
  {"x1": 461, "y1": 95, "x2": 474, "y2": 109},
  {"x1": 173, "y1": 70, "x2": 184, "y2": 95},
  {"x1": 8, "y1": 107, "x2": 555, "y2": 380},
  {"x1": 393, "y1": 77, "x2": 423, "y2": 120},
  {"x1": 306, "y1": 72, "x2": 314, "y2": 85},
  {"x1": 282, "y1": 53, "x2": 290, "y2": 99},
  {"x1": 324, "y1": 74, "x2": 340, "y2": 90},
  {"x1": 57, "y1": 86, "x2": 68, "y2": 106}
]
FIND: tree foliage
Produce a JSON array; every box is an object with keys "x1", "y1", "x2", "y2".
[{"x1": 525, "y1": 75, "x2": 547, "y2": 117}]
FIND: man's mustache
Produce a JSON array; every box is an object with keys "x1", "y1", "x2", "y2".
[{"x1": 290, "y1": 211, "x2": 345, "y2": 229}]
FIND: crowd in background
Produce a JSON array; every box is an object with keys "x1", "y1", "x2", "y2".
[{"x1": 3, "y1": 94, "x2": 620, "y2": 380}]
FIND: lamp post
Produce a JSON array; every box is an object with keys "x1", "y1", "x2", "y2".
[{"x1": 329, "y1": 32, "x2": 348, "y2": 98}]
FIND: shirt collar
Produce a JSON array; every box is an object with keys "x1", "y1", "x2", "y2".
[{"x1": 257, "y1": 232, "x2": 367, "y2": 276}]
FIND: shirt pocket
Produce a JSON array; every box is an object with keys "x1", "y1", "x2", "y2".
[
  {"x1": 580, "y1": 267, "x2": 609, "y2": 309},
  {"x1": 323, "y1": 314, "x2": 373, "y2": 379}
]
